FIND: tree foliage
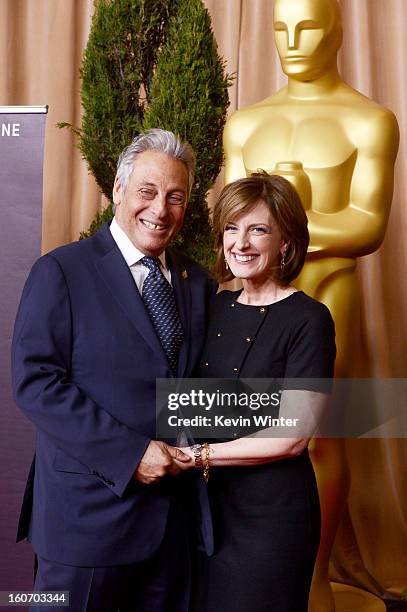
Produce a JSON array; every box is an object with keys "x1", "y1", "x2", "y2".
[{"x1": 61, "y1": 0, "x2": 232, "y2": 266}]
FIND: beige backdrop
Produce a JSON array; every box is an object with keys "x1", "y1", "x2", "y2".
[{"x1": 1, "y1": 0, "x2": 406, "y2": 601}]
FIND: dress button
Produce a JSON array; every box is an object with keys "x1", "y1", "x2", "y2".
[
  {"x1": 260, "y1": 307, "x2": 266, "y2": 313},
  {"x1": 233, "y1": 367, "x2": 238, "y2": 372},
  {"x1": 204, "y1": 362, "x2": 209, "y2": 366},
  {"x1": 246, "y1": 337, "x2": 251, "y2": 342},
  {"x1": 230, "y1": 303, "x2": 235, "y2": 308},
  {"x1": 217, "y1": 332, "x2": 221, "y2": 337}
]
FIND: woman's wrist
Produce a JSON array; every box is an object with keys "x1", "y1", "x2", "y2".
[
  {"x1": 189, "y1": 443, "x2": 211, "y2": 482},
  {"x1": 202, "y1": 442, "x2": 210, "y2": 483},
  {"x1": 190, "y1": 444, "x2": 204, "y2": 468}
]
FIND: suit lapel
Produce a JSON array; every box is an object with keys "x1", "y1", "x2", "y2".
[
  {"x1": 167, "y1": 250, "x2": 191, "y2": 379},
  {"x1": 93, "y1": 225, "x2": 169, "y2": 365}
]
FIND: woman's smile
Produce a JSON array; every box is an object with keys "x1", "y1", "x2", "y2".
[{"x1": 231, "y1": 253, "x2": 259, "y2": 263}]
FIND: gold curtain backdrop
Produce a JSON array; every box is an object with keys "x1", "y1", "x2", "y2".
[{"x1": 1, "y1": 0, "x2": 406, "y2": 600}]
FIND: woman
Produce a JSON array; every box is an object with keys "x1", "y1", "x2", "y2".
[{"x1": 185, "y1": 172, "x2": 336, "y2": 612}]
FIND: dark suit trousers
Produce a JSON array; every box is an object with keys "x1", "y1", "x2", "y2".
[{"x1": 30, "y1": 499, "x2": 191, "y2": 612}]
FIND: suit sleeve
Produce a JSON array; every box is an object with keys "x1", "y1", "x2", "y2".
[{"x1": 11, "y1": 255, "x2": 150, "y2": 498}]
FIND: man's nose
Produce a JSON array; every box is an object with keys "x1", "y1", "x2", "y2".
[{"x1": 150, "y1": 194, "x2": 168, "y2": 216}]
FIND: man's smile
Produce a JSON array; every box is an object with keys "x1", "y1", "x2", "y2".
[{"x1": 140, "y1": 218, "x2": 170, "y2": 231}]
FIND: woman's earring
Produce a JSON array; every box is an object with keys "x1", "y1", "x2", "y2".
[
  {"x1": 280, "y1": 251, "x2": 286, "y2": 271},
  {"x1": 224, "y1": 257, "x2": 229, "y2": 271}
]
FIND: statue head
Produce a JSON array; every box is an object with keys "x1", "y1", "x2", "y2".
[{"x1": 273, "y1": 0, "x2": 342, "y2": 81}]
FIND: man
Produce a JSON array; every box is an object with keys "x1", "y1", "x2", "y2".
[{"x1": 12, "y1": 128, "x2": 214, "y2": 611}]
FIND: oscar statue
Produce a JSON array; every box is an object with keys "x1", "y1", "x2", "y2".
[{"x1": 223, "y1": 0, "x2": 399, "y2": 609}]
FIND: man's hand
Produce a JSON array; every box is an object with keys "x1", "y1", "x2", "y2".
[{"x1": 134, "y1": 440, "x2": 193, "y2": 484}]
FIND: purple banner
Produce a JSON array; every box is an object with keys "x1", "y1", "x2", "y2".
[{"x1": 0, "y1": 107, "x2": 47, "y2": 601}]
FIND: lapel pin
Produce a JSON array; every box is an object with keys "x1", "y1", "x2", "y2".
[{"x1": 182, "y1": 270, "x2": 188, "y2": 279}]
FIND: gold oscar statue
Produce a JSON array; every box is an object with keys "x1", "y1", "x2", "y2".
[{"x1": 223, "y1": 0, "x2": 399, "y2": 610}]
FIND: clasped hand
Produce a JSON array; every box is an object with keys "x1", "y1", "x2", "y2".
[{"x1": 134, "y1": 440, "x2": 194, "y2": 484}]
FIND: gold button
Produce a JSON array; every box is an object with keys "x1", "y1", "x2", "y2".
[
  {"x1": 233, "y1": 367, "x2": 238, "y2": 372},
  {"x1": 246, "y1": 337, "x2": 251, "y2": 342},
  {"x1": 231, "y1": 303, "x2": 235, "y2": 308},
  {"x1": 260, "y1": 307, "x2": 266, "y2": 313},
  {"x1": 217, "y1": 332, "x2": 221, "y2": 337}
]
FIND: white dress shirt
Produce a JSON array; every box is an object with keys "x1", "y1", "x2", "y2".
[{"x1": 109, "y1": 217, "x2": 172, "y2": 294}]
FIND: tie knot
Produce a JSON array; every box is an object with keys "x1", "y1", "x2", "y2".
[{"x1": 140, "y1": 256, "x2": 161, "y2": 273}]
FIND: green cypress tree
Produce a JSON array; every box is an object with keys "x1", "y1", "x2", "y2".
[{"x1": 60, "y1": 0, "x2": 231, "y2": 267}]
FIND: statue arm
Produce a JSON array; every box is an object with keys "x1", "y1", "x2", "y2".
[
  {"x1": 307, "y1": 110, "x2": 399, "y2": 258},
  {"x1": 223, "y1": 111, "x2": 250, "y2": 183}
]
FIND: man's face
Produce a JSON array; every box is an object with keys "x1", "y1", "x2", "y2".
[
  {"x1": 273, "y1": 0, "x2": 341, "y2": 81},
  {"x1": 113, "y1": 150, "x2": 189, "y2": 256}
]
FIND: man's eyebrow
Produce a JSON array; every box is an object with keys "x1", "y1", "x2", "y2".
[
  {"x1": 167, "y1": 186, "x2": 188, "y2": 195},
  {"x1": 136, "y1": 181, "x2": 186, "y2": 192},
  {"x1": 136, "y1": 181, "x2": 157, "y2": 188}
]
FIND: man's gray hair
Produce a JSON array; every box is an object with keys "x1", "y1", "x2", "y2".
[{"x1": 114, "y1": 128, "x2": 196, "y2": 210}]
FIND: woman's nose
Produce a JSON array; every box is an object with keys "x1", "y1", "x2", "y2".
[{"x1": 235, "y1": 232, "x2": 250, "y2": 250}]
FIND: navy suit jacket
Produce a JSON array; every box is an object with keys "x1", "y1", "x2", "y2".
[{"x1": 12, "y1": 223, "x2": 214, "y2": 566}]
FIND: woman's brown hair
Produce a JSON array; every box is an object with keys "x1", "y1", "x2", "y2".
[{"x1": 213, "y1": 172, "x2": 309, "y2": 285}]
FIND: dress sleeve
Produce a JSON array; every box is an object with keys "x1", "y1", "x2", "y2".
[{"x1": 283, "y1": 303, "x2": 336, "y2": 392}]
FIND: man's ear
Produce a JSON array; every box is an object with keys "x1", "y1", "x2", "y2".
[{"x1": 112, "y1": 175, "x2": 122, "y2": 207}]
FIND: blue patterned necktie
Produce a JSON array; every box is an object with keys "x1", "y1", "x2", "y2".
[{"x1": 140, "y1": 256, "x2": 184, "y2": 375}]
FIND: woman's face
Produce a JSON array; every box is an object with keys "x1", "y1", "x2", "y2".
[{"x1": 223, "y1": 200, "x2": 286, "y2": 284}]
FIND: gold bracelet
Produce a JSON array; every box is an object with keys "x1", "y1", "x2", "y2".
[{"x1": 202, "y1": 442, "x2": 210, "y2": 483}]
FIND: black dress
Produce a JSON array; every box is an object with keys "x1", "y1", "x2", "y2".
[{"x1": 193, "y1": 290, "x2": 336, "y2": 612}]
